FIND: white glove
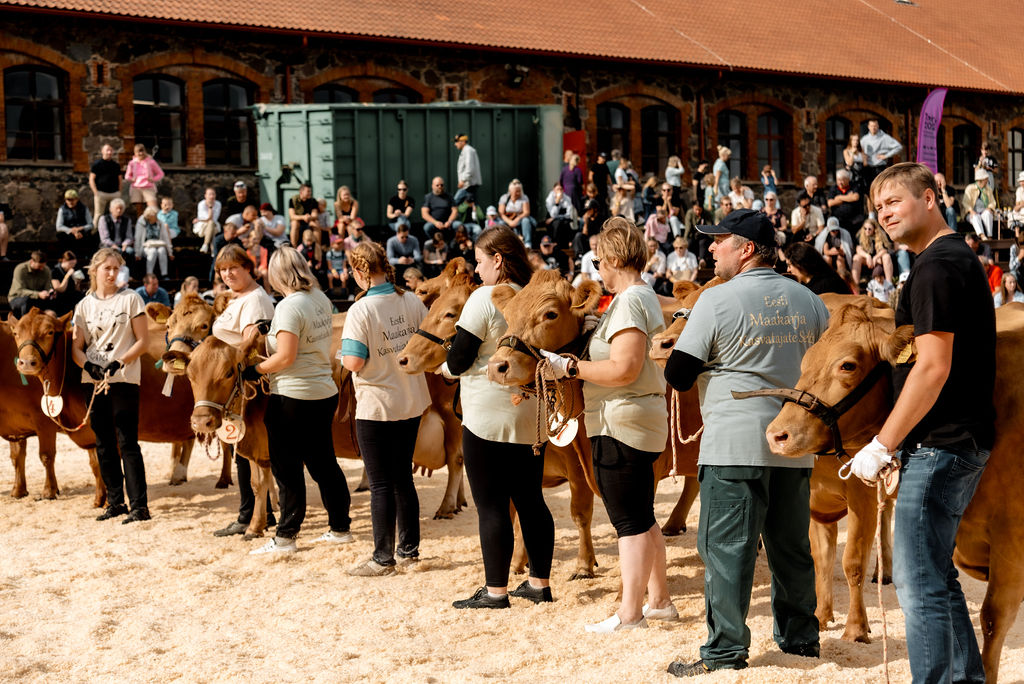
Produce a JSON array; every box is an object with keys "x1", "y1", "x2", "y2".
[
  {"x1": 435, "y1": 361, "x2": 457, "y2": 380},
  {"x1": 582, "y1": 314, "x2": 600, "y2": 334},
  {"x1": 849, "y1": 436, "x2": 895, "y2": 483},
  {"x1": 540, "y1": 350, "x2": 570, "y2": 380}
]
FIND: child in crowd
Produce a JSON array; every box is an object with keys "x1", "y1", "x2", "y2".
[
  {"x1": 403, "y1": 267, "x2": 424, "y2": 291},
  {"x1": 761, "y1": 164, "x2": 778, "y2": 197},
  {"x1": 194, "y1": 188, "x2": 221, "y2": 254},
  {"x1": 485, "y1": 206, "x2": 501, "y2": 230},
  {"x1": 326, "y1": 235, "x2": 350, "y2": 294},
  {"x1": 299, "y1": 228, "x2": 324, "y2": 282},
  {"x1": 158, "y1": 196, "x2": 180, "y2": 239},
  {"x1": 244, "y1": 225, "x2": 269, "y2": 282},
  {"x1": 866, "y1": 264, "x2": 894, "y2": 304}
]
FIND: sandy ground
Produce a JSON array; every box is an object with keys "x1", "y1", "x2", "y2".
[{"x1": 2, "y1": 436, "x2": 1022, "y2": 684}]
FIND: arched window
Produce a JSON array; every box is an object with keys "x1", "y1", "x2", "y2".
[
  {"x1": 313, "y1": 84, "x2": 358, "y2": 104},
  {"x1": 640, "y1": 105, "x2": 678, "y2": 177},
  {"x1": 597, "y1": 103, "x2": 630, "y2": 160},
  {"x1": 1008, "y1": 128, "x2": 1024, "y2": 188},
  {"x1": 203, "y1": 79, "x2": 255, "y2": 167},
  {"x1": 717, "y1": 110, "x2": 746, "y2": 179},
  {"x1": 825, "y1": 116, "x2": 852, "y2": 180},
  {"x1": 133, "y1": 75, "x2": 185, "y2": 165},
  {"x1": 372, "y1": 87, "x2": 422, "y2": 104},
  {"x1": 757, "y1": 111, "x2": 788, "y2": 179},
  {"x1": 4, "y1": 66, "x2": 65, "y2": 161},
  {"x1": 952, "y1": 123, "x2": 980, "y2": 186}
]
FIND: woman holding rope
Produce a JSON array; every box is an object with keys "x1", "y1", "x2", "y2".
[
  {"x1": 72, "y1": 247, "x2": 151, "y2": 523},
  {"x1": 209, "y1": 244, "x2": 277, "y2": 538},
  {"x1": 340, "y1": 241, "x2": 430, "y2": 576},
  {"x1": 542, "y1": 217, "x2": 674, "y2": 632},
  {"x1": 443, "y1": 227, "x2": 555, "y2": 609}
]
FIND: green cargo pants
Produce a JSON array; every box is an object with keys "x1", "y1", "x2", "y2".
[{"x1": 696, "y1": 465, "x2": 819, "y2": 669}]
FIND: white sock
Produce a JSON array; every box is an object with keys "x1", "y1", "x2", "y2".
[{"x1": 487, "y1": 591, "x2": 506, "y2": 599}]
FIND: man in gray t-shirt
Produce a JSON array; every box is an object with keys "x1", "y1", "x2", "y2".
[{"x1": 663, "y1": 209, "x2": 829, "y2": 677}]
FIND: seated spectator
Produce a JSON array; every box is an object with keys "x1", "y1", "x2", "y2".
[
  {"x1": 762, "y1": 191, "x2": 788, "y2": 236},
  {"x1": 964, "y1": 231, "x2": 993, "y2": 262},
  {"x1": 194, "y1": 188, "x2": 222, "y2": 254},
  {"x1": 644, "y1": 205, "x2": 672, "y2": 249},
  {"x1": 423, "y1": 230, "x2": 448, "y2": 277},
  {"x1": 325, "y1": 235, "x2": 350, "y2": 295},
  {"x1": 449, "y1": 228, "x2": 475, "y2": 266},
  {"x1": 0, "y1": 196, "x2": 10, "y2": 260},
  {"x1": 50, "y1": 250, "x2": 85, "y2": 315},
  {"x1": 317, "y1": 197, "x2": 334, "y2": 239},
  {"x1": 994, "y1": 272, "x2": 1024, "y2": 307},
  {"x1": 666, "y1": 237, "x2": 698, "y2": 283},
  {"x1": 288, "y1": 182, "x2": 319, "y2": 246},
  {"x1": 386, "y1": 224, "x2": 422, "y2": 279},
  {"x1": 201, "y1": 273, "x2": 227, "y2": 304},
  {"x1": 484, "y1": 205, "x2": 502, "y2": 231},
  {"x1": 387, "y1": 180, "x2": 415, "y2": 233},
  {"x1": 713, "y1": 196, "x2": 734, "y2": 225},
  {"x1": 538, "y1": 234, "x2": 571, "y2": 277},
  {"x1": 209, "y1": 220, "x2": 243, "y2": 281},
  {"x1": 421, "y1": 176, "x2": 461, "y2": 240},
  {"x1": 242, "y1": 224, "x2": 269, "y2": 283},
  {"x1": 527, "y1": 249, "x2": 547, "y2": 272},
  {"x1": 804, "y1": 175, "x2": 830, "y2": 218},
  {"x1": 298, "y1": 228, "x2": 325, "y2": 284},
  {"x1": 866, "y1": 264, "x2": 895, "y2": 304},
  {"x1": 984, "y1": 258, "x2": 1004, "y2": 294},
  {"x1": 224, "y1": 205, "x2": 261, "y2": 242},
  {"x1": 783, "y1": 242, "x2": 852, "y2": 295},
  {"x1": 827, "y1": 169, "x2": 865, "y2": 233},
  {"x1": 789, "y1": 190, "x2": 824, "y2": 243},
  {"x1": 576, "y1": 183, "x2": 608, "y2": 257},
  {"x1": 498, "y1": 179, "x2": 537, "y2": 247},
  {"x1": 158, "y1": 196, "x2": 180, "y2": 239},
  {"x1": 223, "y1": 180, "x2": 252, "y2": 219},
  {"x1": 728, "y1": 177, "x2": 755, "y2": 209},
  {"x1": 402, "y1": 267, "x2": 424, "y2": 292},
  {"x1": 641, "y1": 238, "x2": 669, "y2": 294},
  {"x1": 934, "y1": 172, "x2": 959, "y2": 231},
  {"x1": 134, "y1": 206, "x2": 173, "y2": 277},
  {"x1": 656, "y1": 183, "x2": 684, "y2": 238},
  {"x1": 334, "y1": 186, "x2": 360, "y2": 238},
  {"x1": 612, "y1": 158, "x2": 638, "y2": 215},
  {"x1": 1009, "y1": 231, "x2": 1024, "y2": 282},
  {"x1": 545, "y1": 182, "x2": 575, "y2": 248},
  {"x1": 56, "y1": 189, "x2": 95, "y2": 253},
  {"x1": 573, "y1": 234, "x2": 602, "y2": 287},
  {"x1": 963, "y1": 168, "x2": 996, "y2": 239},
  {"x1": 343, "y1": 222, "x2": 371, "y2": 256},
  {"x1": 610, "y1": 184, "x2": 635, "y2": 223},
  {"x1": 640, "y1": 174, "x2": 659, "y2": 222},
  {"x1": 760, "y1": 165, "x2": 778, "y2": 198},
  {"x1": 124, "y1": 143, "x2": 164, "y2": 216},
  {"x1": 852, "y1": 218, "x2": 894, "y2": 284},
  {"x1": 8, "y1": 250, "x2": 54, "y2": 316},
  {"x1": 682, "y1": 201, "x2": 711, "y2": 265},
  {"x1": 98, "y1": 198, "x2": 134, "y2": 257},
  {"x1": 173, "y1": 276, "x2": 201, "y2": 308},
  {"x1": 815, "y1": 217, "x2": 855, "y2": 273},
  {"x1": 258, "y1": 203, "x2": 289, "y2": 247},
  {"x1": 135, "y1": 272, "x2": 171, "y2": 306}
]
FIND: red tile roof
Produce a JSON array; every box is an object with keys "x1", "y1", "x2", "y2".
[{"x1": 5, "y1": 0, "x2": 1024, "y2": 94}]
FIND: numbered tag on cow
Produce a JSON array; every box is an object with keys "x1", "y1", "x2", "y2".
[
  {"x1": 40, "y1": 394, "x2": 63, "y2": 418},
  {"x1": 216, "y1": 414, "x2": 246, "y2": 444},
  {"x1": 549, "y1": 413, "x2": 578, "y2": 447}
]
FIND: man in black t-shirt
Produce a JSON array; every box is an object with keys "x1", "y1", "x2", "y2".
[
  {"x1": 225, "y1": 180, "x2": 254, "y2": 220},
  {"x1": 850, "y1": 163, "x2": 994, "y2": 684},
  {"x1": 421, "y1": 176, "x2": 459, "y2": 240},
  {"x1": 588, "y1": 152, "x2": 611, "y2": 207},
  {"x1": 826, "y1": 169, "x2": 864, "y2": 232},
  {"x1": 89, "y1": 143, "x2": 122, "y2": 221},
  {"x1": 288, "y1": 183, "x2": 319, "y2": 247}
]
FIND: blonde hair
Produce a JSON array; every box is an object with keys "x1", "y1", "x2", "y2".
[
  {"x1": 301, "y1": 228, "x2": 323, "y2": 262},
  {"x1": 87, "y1": 247, "x2": 125, "y2": 293},
  {"x1": 266, "y1": 246, "x2": 319, "y2": 294},
  {"x1": 349, "y1": 241, "x2": 406, "y2": 298},
  {"x1": 717, "y1": 145, "x2": 731, "y2": 158},
  {"x1": 597, "y1": 216, "x2": 647, "y2": 273},
  {"x1": 143, "y1": 206, "x2": 159, "y2": 220},
  {"x1": 667, "y1": 155, "x2": 682, "y2": 168}
]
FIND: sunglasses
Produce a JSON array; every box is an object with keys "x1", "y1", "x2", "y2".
[{"x1": 397, "y1": 187, "x2": 408, "y2": 191}]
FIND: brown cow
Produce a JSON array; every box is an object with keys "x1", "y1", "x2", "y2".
[
  {"x1": 765, "y1": 300, "x2": 1024, "y2": 681},
  {"x1": 413, "y1": 257, "x2": 474, "y2": 306}
]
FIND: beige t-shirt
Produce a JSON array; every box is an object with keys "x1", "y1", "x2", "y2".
[
  {"x1": 340, "y1": 285, "x2": 431, "y2": 421},
  {"x1": 583, "y1": 284, "x2": 668, "y2": 453},
  {"x1": 212, "y1": 286, "x2": 276, "y2": 347},
  {"x1": 455, "y1": 284, "x2": 538, "y2": 444},
  {"x1": 73, "y1": 288, "x2": 146, "y2": 384},
  {"x1": 266, "y1": 289, "x2": 337, "y2": 400}
]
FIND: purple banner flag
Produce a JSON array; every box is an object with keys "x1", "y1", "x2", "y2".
[{"x1": 916, "y1": 88, "x2": 947, "y2": 173}]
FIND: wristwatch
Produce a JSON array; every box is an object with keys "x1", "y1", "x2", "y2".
[{"x1": 566, "y1": 358, "x2": 579, "y2": 379}]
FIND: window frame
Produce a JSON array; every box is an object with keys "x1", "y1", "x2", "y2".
[
  {"x1": 717, "y1": 109, "x2": 747, "y2": 180},
  {"x1": 4, "y1": 65, "x2": 67, "y2": 163},
  {"x1": 640, "y1": 104, "x2": 678, "y2": 178},
  {"x1": 596, "y1": 102, "x2": 631, "y2": 162},
  {"x1": 202, "y1": 78, "x2": 256, "y2": 168},
  {"x1": 1008, "y1": 128, "x2": 1024, "y2": 191},
  {"x1": 132, "y1": 74, "x2": 186, "y2": 166}
]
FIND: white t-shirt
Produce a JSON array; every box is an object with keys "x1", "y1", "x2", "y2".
[
  {"x1": 267, "y1": 289, "x2": 336, "y2": 400},
  {"x1": 259, "y1": 214, "x2": 289, "y2": 245},
  {"x1": 667, "y1": 250, "x2": 698, "y2": 276},
  {"x1": 455, "y1": 285, "x2": 538, "y2": 444},
  {"x1": 729, "y1": 187, "x2": 754, "y2": 207},
  {"x1": 580, "y1": 250, "x2": 603, "y2": 282},
  {"x1": 212, "y1": 286, "x2": 276, "y2": 347},
  {"x1": 73, "y1": 288, "x2": 146, "y2": 384},
  {"x1": 340, "y1": 285, "x2": 431, "y2": 421}
]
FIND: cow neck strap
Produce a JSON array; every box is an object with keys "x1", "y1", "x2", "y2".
[
  {"x1": 165, "y1": 330, "x2": 203, "y2": 352},
  {"x1": 730, "y1": 361, "x2": 891, "y2": 460},
  {"x1": 17, "y1": 338, "x2": 56, "y2": 367},
  {"x1": 497, "y1": 327, "x2": 594, "y2": 362},
  {"x1": 413, "y1": 328, "x2": 453, "y2": 351}
]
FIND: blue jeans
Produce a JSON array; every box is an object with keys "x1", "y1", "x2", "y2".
[
  {"x1": 454, "y1": 185, "x2": 478, "y2": 205},
  {"x1": 389, "y1": 216, "x2": 411, "y2": 232},
  {"x1": 944, "y1": 206, "x2": 958, "y2": 232},
  {"x1": 506, "y1": 216, "x2": 536, "y2": 247},
  {"x1": 893, "y1": 444, "x2": 988, "y2": 684}
]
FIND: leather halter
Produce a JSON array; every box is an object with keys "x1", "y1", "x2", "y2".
[
  {"x1": 165, "y1": 331, "x2": 203, "y2": 352},
  {"x1": 496, "y1": 327, "x2": 595, "y2": 362},
  {"x1": 731, "y1": 361, "x2": 891, "y2": 460},
  {"x1": 193, "y1": 363, "x2": 245, "y2": 415},
  {"x1": 413, "y1": 328, "x2": 453, "y2": 351},
  {"x1": 17, "y1": 338, "x2": 57, "y2": 366}
]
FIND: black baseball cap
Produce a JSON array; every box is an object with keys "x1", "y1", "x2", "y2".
[{"x1": 696, "y1": 209, "x2": 776, "y2": 247}]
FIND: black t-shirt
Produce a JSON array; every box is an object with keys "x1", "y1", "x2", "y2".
[
  {"x1": 805, "y1": 271, "x2": 849, "y2": 295},
  {"x1": 541, "y1": 248, "x2": 570, "y2": 275},
  {"x1": 590, "y1": 163, "x2": 611, "y2": 195},
  {"x1": 289, "y1": 196, "x2": 318, "y2": 225},
  {"x1": 90, "y1": 159, "x2": 121, "y2": 193},
  {"x1": 226, "y1": 196, "x2": 255, "y2": 219},
  {"x1": 388, "y1": 195, "x2": 414, "y2": 215},
  {"x1": 827, "y1": 185, "x2": 864, "y2": 232},
  {"x1": 894, "y1": 233, "x2": 996, "y2": 450},
  {"x1": 811, "y1": 189, "x2": 830, "y2": 216},
  {"x1": 423, "y1": 192, "x2": 454, "y2": 223}
]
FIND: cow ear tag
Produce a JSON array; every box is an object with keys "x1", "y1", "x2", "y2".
[
  {"x1": 895, "y1": 340, "x2": 915, "y2": 365},
  {"x1": 40, "y1": 394, "x2": 63, "y2": 417},
  {"x1": 216, "y1": 414, "x2": 246, "y2": 444},
  {"x1": 549, "y1": 413, "x2": 578, "y2": 447},
  {"x1": 156, "y1": 314, "x2": 168, "y2": 324}
]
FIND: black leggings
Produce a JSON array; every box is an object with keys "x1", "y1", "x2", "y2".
[
  {"x1": 462, "y1": 427, "x2": 554, "y2": 587},
  {"x1": 356, "y1": 416, "x2": 421, "y2": 566},
  {"x1": 89, "y1": 382, "x2": 147, "y2": 511},
  {"x1": 264, "y1": 393, "x2": 351, "y2": 539}
]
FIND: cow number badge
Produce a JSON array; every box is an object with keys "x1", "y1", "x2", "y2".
[
  {"x1": 216, "y1": 414, "x2": 246, "y2": 444},
  {"x1": 40, "y1": 394, "x2": 63, "y2": 417},
  {"x1": 548, "y1": 412, "x2": 578, "y2": 447}
]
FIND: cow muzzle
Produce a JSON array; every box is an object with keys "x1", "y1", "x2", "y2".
[{"x1": 190, "y1": 407, "x2": 222, "y2": 433}]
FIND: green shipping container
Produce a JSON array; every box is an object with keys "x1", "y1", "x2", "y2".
[{"x1": 253, "y1": 102, "x2": 563, "y2": 229}]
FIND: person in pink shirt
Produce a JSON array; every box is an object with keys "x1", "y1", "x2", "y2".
[
  {"x1": 124, "y1": 143, "x2": 164, "y2": 217},
  {"x1": 644, "y1": 204, "x2": 672, "y2": 249}
]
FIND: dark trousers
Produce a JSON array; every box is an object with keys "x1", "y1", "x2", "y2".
[
  {"x1": 264, "y1": 393, "x2": 350, "y2": 539},
  {"x1": 89, "y1": 382, "x2": 147, "y2": 511},
  {"x1": 356, "y1": 416, "x2": 422, "y2": 565},
  {"x1": 235, "y1": 454, "x2": 274, "y2": 525},
  {"x1": 9, "y1": 296, "x2": 53, "y2": 317},
  {"x1": 697, "y1": 465, "x2": 818, "y2": 669},
  {"x1": 462, "y1": 427, "x2": 554, "y2": 586}
]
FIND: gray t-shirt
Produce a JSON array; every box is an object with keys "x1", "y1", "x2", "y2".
[
  {"x1": 674, "y1": 268, "x2": 829, "y2": 467},
  {"x1": 267, "y1": 289, "x2": 337, "y2": 400}
]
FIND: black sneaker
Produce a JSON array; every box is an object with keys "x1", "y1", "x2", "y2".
[
  {"x1": 122, "y1": 507, "x2": 151, "y2": 524},
  {"x1": 509, "y1": 580, "x2": 553, "y2": 604},
  {"x1": 213, "y1": 521, "x2": 248, "y2": 537},
  {"x1": 667, "y1": 660, "x2": 713, "y2": 677},
  {"x1": 95, "y1": 504, "x2": 128, "y2": 521},
  {"x1": 781, "y1": 643, "x2": 820, "y2": 658},
  {"x1": 452, "y1": 587, "x2": 510, "y2": 610}
]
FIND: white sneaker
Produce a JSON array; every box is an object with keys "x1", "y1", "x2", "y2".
[
  {"x1": 311, "y1": 530, "x2": 354, "y2": 544},
  {"x1": 249, "y1": 537, "x2": 297, "y2": 555},
  {"x1": 585, "y1": 614, "x2": 648, "y2": 633},
  {"x1": 642, "y1": 602, "x2": 680, "y2": 621}
]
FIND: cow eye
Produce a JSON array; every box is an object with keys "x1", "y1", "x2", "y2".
[
  {"x1": 444, "y1": 312, "x2": 456, "y2": 319},
  {"x1": 200, "y1": 323, "x2": 209, "y2": 329},
  {"x1": 544, "y1": 311, "x2": 558, "y2": 320},
  {"x1": 840, "y1": 361, "x2": 857, "y2": 372}
]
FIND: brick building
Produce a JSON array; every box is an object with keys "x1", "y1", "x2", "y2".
[{"x1": 2, "y1": 0, "x2": 1023, "y2": 237}]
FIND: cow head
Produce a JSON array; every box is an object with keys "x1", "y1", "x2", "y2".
[
  {"x1": 649, "y1": 279, "x2": 722, "y2": 366},
  {"x1": 186, "y1": 333, "x2": 260, "y2": 434},
  {"x1": 148, "y1": 293, "x2": 216, "y2": 375},
  {"x1": 765, "y1": 297, "x2": 908, "y2": 457},
  {"x1": 487, "y1": 270, "x2": 602, "y2": 386},
  {"x1": 398, "y1": 272, "x2": 478, "y2": 374},
  {"x1": 415, "y1": 258, "x2": 474, "y2": 306},
  {"x1": 8, "y1": 309, "x2": 71, "y2": 380}
]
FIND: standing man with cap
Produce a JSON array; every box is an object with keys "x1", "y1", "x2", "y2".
[
  {"x1": 454, "y1": 134, "x2": 482, "y2": 212},
  {"x1": 663, "y1": 209, "x2": 829, "y2": 676}
]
